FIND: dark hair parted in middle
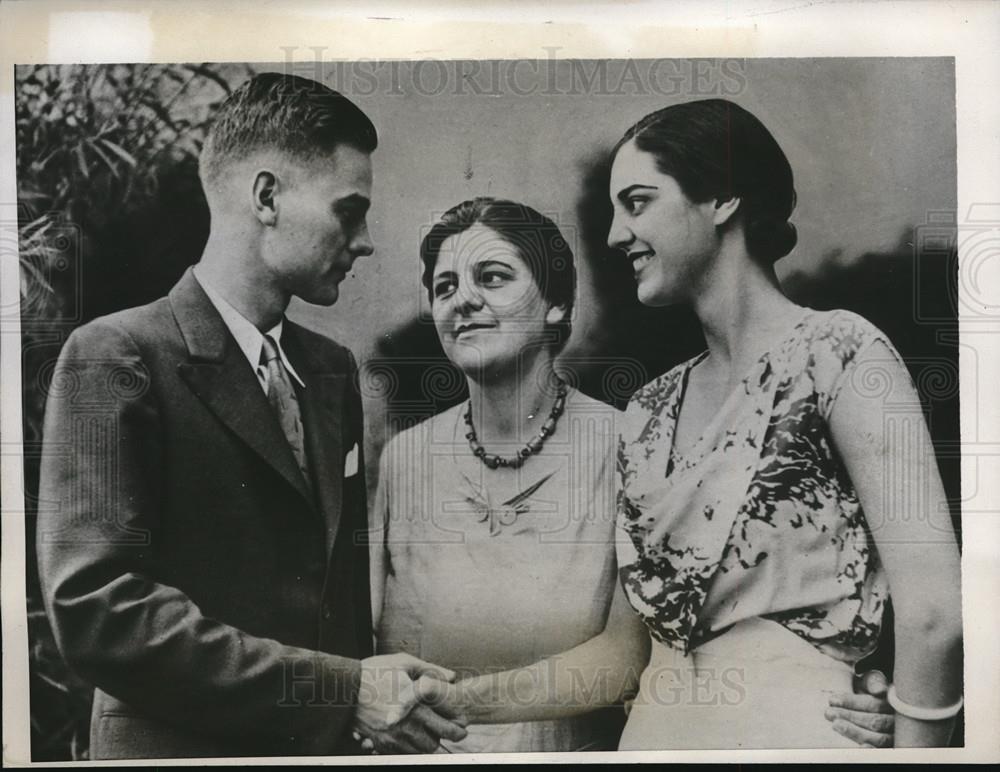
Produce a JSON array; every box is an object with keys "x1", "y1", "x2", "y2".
[
  {"x1": 614, "y1": 98, "x2": 798, "y2": 264},
  {"x1": 420, "y1": 198, "x2": 577, "y2": 350},
  {"x1": 199, "y1": 72, "x2": 378, "y2": 186}
]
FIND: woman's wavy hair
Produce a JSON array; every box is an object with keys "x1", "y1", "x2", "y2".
[
  {"x1": 420, "y1": 197, "x2": 576, "y2": 351},
  {"x1": 614, "y1": 98, "x2": 798, "y2": 264}
]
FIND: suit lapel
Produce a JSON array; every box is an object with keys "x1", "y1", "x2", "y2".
[
  {"x1": 283, "y1": 325, "x2": 346, "y2": 555},
  {"x1": 169, "y1": 269, "x2": 314, "y2": 507}
]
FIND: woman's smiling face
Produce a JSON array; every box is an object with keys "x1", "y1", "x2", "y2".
[
  {"x1": 431, "y1": 223, "x2": 562, "y2": 377},
  {"x1": 607, "y1": 139, "x2": 719, "y2": 307}
]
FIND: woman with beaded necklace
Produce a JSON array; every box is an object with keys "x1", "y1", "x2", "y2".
[{"x1": 369, "y1": 197, "x2": 626, "y2": 753}]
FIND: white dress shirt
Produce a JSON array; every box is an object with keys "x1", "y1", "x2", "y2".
[{"x1": 192, "y1": 266, "x2": 305, "y2": 395}]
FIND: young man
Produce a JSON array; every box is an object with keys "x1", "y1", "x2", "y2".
[{"x1": 36, "y1": 73, "x2": 465, "y2": 759}]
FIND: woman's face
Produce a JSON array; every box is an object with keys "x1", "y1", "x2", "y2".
[
  {"x1": 607, "y1": 139, "x2": 719, "y2": 306},
  {"x1": 430, "y1": 223, "x2": 562, "y2": 377}
]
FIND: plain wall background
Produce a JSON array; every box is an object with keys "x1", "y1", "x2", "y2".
[{"x1": 278, "y1": 57, "x2": 956, "y2": 358}]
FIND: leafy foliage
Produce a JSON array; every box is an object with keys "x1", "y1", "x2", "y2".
[{"x1": 18, "y1": 64, "x2": 221, "y2": 218}]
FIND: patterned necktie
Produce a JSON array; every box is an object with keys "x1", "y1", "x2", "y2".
[{"x1": 261, "y1": 334, "x2": 311, "y2": 489}]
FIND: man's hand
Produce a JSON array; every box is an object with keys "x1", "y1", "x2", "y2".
[
  {"x1": 357, "y1": 704, "x2": 469, "y2": 754},
  {"x1": 413, "y1": 673, "x2": 472, "y2": 719},
  {"x1": 826, "y1": 669, "x2": 895, "y2": 747},
  {"x1": 356, "y1": 653, "x2": 456, "y2": 730},
  {"x1": 354, "y1": 653, "x2": 467, "y2": 753}
]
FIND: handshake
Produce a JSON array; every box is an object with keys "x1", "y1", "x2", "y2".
[
  {"x1": 351, "y1": 654, "x2": 899, "y2": 753},
  {"x1": 352, "y1": 653, "x2": 471, "y2": 754}
]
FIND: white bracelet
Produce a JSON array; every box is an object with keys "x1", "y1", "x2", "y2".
[{"x1": 887, "y1": 685, "x2": 964, "y2": 721}]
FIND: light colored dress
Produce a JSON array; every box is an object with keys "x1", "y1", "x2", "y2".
[
  {"x1": 616, "y1": 309, "x2": 893, "y2": 749},
  {"x1": 372, "y1": 389, "x2": 624, "y2": 753}
]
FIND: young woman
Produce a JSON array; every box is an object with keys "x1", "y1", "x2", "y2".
[{"x1": 606, "y1": 99, "x2": 962, "y2": 748}]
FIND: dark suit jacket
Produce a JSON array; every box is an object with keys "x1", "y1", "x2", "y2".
[{"x1": 36, "y1": 269, "x2": 372, "y2": 759}]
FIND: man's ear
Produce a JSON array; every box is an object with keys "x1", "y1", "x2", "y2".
[
  {"x1": 545, "y1": 304, "x2": 569, "y2": 326},
  {"x1": 251, "y1": 170, "x2": 278, "y2": 226},
  {"x1": 713, "y1": 196, "x2": 741, "y2": 227}
]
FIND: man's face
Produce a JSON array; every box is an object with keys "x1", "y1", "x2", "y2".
[{"x1": 264, "y1": 144, "x2": 374, "y2": 306}]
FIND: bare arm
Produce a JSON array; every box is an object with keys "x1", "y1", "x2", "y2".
[
  {"x1": 417, "y1": 576, "x2": 650, "y2": 723},
  {"x1": 829, "y1": 341, "x2": 963, "y2": 747}
]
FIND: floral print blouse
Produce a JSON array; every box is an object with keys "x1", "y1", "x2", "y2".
[{"x1": 616, "y1": 309, "x2": 893, "y2": 664}]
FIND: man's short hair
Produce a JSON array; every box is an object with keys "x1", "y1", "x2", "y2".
[{"x1": 199, "y1": 72, "x2": 377, "y2": 185}]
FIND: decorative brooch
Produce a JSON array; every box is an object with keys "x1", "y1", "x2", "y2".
[{"x1": 462, "y1": 471, "x2": 556, "y2": 536}]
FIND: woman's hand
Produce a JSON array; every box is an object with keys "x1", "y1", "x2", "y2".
[{"x1": 415, "y1": 674, "x2": 473, "y2": 721}]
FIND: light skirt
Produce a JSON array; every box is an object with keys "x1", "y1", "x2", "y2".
[
  {"x1": 438, "y1": 721, "x2": 587, "y2": 754},
  {"x1": 438, "y1": 708, "x2": 623, "y2": 754},
  {"x1": 619, "y1": 617, "x2": 858, "y2": 750}
]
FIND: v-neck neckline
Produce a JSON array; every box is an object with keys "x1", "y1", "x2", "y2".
[{"x1": 666, "y1": 308, "x2": 816, "y2": 473}]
